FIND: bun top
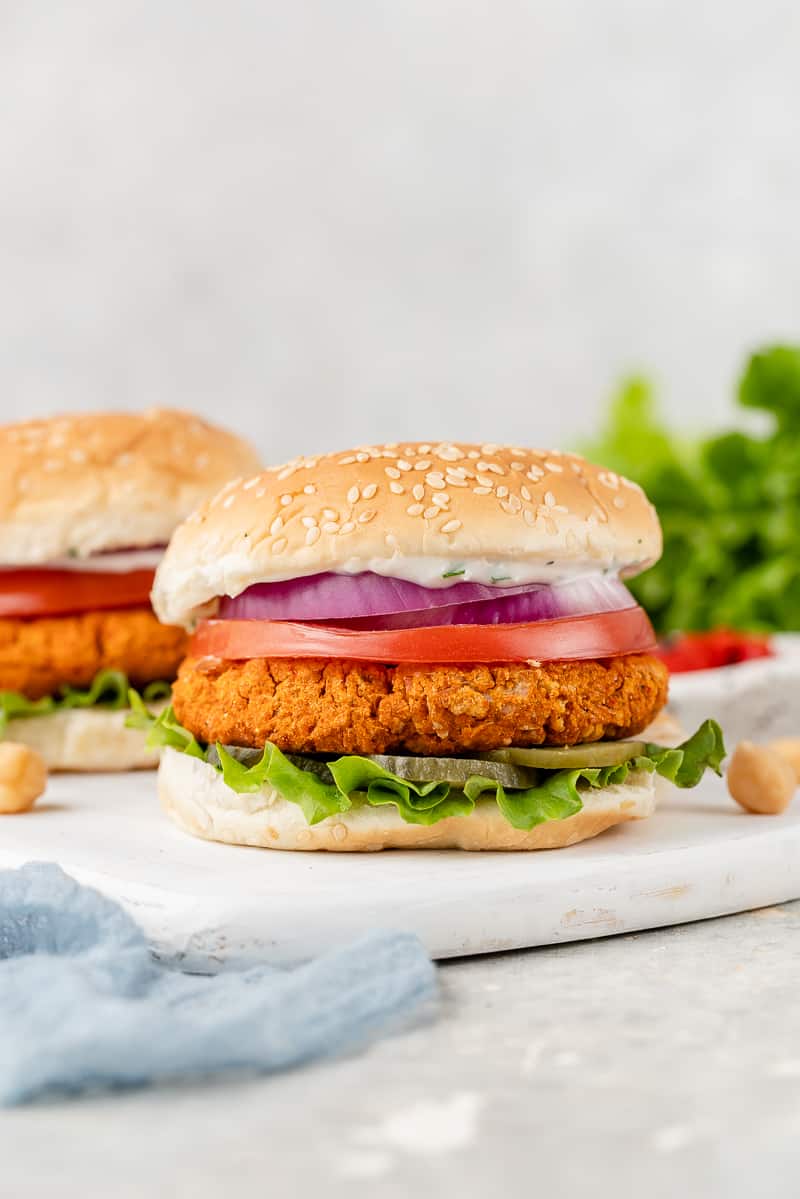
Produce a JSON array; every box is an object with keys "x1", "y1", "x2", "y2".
[
  {"x1": 0, "y1": 409, "x2": 261, "y2": 565},
  {"x1": 153, "y1": 441, "x2": 662, "y2": 629}
]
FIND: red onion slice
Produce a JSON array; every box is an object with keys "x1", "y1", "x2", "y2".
[{"x1": 219, "y1": 572, "x2": 635, "y2": 628}]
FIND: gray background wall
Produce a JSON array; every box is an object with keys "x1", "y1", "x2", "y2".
[{"x1": 1, "y1": 1, "x2": 798, "y2": 462}]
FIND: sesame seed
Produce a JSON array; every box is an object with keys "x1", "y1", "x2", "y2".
[
  {"x1": 339, "y1": 521, "x2": 356, "y2": 535},
  {"x1": 437, "y1": 445, "x2": 462, "y2": 462},
  {"x1": 521, "y1": 486, "x2": 531, "y2": 502},
  {"x1": 441, "y1": 519, "x2": 462, "y2": 534},
  {"x1": 407, "y1": 503, "x2": 424, "y2": 517},
  {"x1": 356, "y1": 452, "x2": 369, "y2": 463},
  {"x1": 545, "y1": 517, "x2": 558, "y2": 536},
  {"x1": 496, "y1": 485, "x2": 509, "y2": 499},
  {"x1": 510, "y1": 461, "x2": 524, "y2": 471},
  {"x1": 359, "y1": 510, "x2": 376, "y2": 523},
  {"x1": 271, "y1": 537, "x2": 288, "y2": 554},
  {"x1": 544, "y1": 491, "x2": 556, "y2": 507},
  {"x1": 338, "y1": 455, "x2": 356, "y2": 465},
  {"x1": 419, "y1": 444, "x2": 432, "y2": 454},
  {"x1": 446, "y1": 473, "x2": 467, "y2": 487},
  {"x1": 500, "y1": 500, "x2": 520, "y2": 515},
  {"x1": 389, "y1": 482, "x2": 405, "y2": 495},
  {"x1": 277, "y1": 467, "x2": 295, "y2": 481},
  {"x1": 412, "y1": 484, "x2": 425, "y2": 501},
  {"x1": 613, "y1": 496, "x2": 625, "y2": 509},
  {"x1": 255, "y1": 487, "x2": 266, "y2": 499},
  {"x1": 303, "y1": 483, "x2": 316, "y2": 494},
  {"x1": 223, "y1": 494, "x2": 236, "y2": 509},
  {"x1": 545, "y1": 460, "x2": 564, "y2": 472},
  {"x1": 446, "y1": 466, "x2": 467, "y2": 478},
  {"x1": 322, "y1": 521, "x2": 339, "y2": 533},
  {"x1": 385, "y1": 466, "x2": 402, "y2": 479},
  {"x1": 243, "y1": 476, "x2": 261, "y2": 490},
  {"x1": 477, "y1": 474, "x2": 494, "y2": 488},
  {"x1": 508, "y1": 494, "x2": 522, "y2": 511},
  {"x1": 305, "y1": 527, "x2": 321, "y2": 546},
  {"x1": 414, "y1": 460, "x2": 432, "y2": 471},
  {"x1": 487, "y1": 463, "x2": 505, "y2": 475},
  {"x1": 347, "y1": 485, "x2": 360, "y2": 505},
  {"x1": 523, "y1": 508, "x2": 536, "y2": 526},
  {"x1": 432, "y1": 493, "x2": 449, "y2": 508},
  {"x1": 473, "y1": 486, "x2": 491, "y2": 495},
  {"x1": 301, "y1": 516, "x2": 317, "y2": 528},
  {"x1": 425, "y1": 473, "x2": 445, "y2": 489},
  {"x1": 322, "y1": 509, "x2": 337, "y2": 519},
  {"x1": 361, "y1": 483, "x2": 378, "y2": 500},
  {"x1": 397, "y1": 459, "x2": 412, "y2": 472},
  {"x1": 467, "y1": 450, "x2": 481, "y2": 459},
  {"x1": 385, "y1": 531, "x2": 399, "y2": 546},
  {"x1": 527, "y1": 467, "x2": 545, "y2": 481},
  {"x1": 477, "y1": 461, "x2": 490, "y2": 472},
  {"x1": 270, "y1": 516, "x2": 284, "y2": 535},
  {"x1": 280, "y1": 494, "x2": 292, "y2": 507},
  {"x1": 423, "y1": 507, "x2": 439, "y2": 519}
]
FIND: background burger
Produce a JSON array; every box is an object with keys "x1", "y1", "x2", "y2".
[
  {"x1": 0, "y1": 409, "x2": 261, "y2": 770},
  {"x1": 148, "y1": 442, "x2": 724, "y2": 851}
]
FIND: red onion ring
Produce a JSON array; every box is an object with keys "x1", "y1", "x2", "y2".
[{"x1": 218, "y1": 572, "x2": 635, "y2": 627}]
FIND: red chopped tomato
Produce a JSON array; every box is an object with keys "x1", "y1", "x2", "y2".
[{"x1": 656, "y1": 629, "x2": 773, "y2": 673}]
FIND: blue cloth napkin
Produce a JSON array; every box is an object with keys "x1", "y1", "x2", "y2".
[{"x1": 0, "y1": 863, "x2": 437, "y2": 1105}]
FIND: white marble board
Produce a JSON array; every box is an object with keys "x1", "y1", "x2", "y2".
[{"x1": 1, "y1": 770, "x2": 798, "y2": 970}]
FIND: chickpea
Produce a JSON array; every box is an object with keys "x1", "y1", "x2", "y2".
[
  {"x1": 727, "y1": 741, "x2": 795, "y2": 815},
  {"x1": 767, "y1": 739, "x2": 800, "y2": 784},
  {"x1": 0, "y1": 742, "x2": 47, "y2": 813}
]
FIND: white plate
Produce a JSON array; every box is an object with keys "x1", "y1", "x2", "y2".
[{"x1": 2, "y1": 770, "x2": 799, "y2": 970}]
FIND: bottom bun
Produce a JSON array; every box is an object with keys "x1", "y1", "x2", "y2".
[
  {"x1": 5, "y1": 708, "x2": 161, "y2": 772},
  {"x1": 158, "y1": 747, "x2": 657, "y2": 852}
]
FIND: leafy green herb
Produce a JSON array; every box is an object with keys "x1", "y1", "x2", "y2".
[
  {"x1": 0, "y1": 670, "x2": 167, "y2": 737},
  {"x1": 490, "y1": 575, "x2": 511, "y2": 584},
  {"x1": 582, "y1": 345, "x2": 800, "y2": 632},
  {"x1": 140, "y1": 704, "x2": 725, "y2": 829},
  {"x1": 442, "y1": 567, "x2": 466, "y2": 579}
]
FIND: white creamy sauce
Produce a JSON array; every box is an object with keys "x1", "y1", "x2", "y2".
[{"x1": 0, "y1": 549, "x2": 165, "y2": 574}]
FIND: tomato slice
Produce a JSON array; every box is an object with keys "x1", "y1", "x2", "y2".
[
  {"x1": 190, "y1": 607, "x2": 657, "y2": 664},
  {"x1": 0, "y1": 569, "x2": 156, "y2": 618}
]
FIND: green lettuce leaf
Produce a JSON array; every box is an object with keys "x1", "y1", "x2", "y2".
[
  {"x1": 126, "y1": 691, "x2": 205, "y2": 760},
  {"x1": 135, "y1": 704, "x2": 725, "y2": 830},
  {"x1": 0, "y1": 670, "x2": 170, "y2": 737}
]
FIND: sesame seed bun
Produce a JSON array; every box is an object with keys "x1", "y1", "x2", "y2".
[
  {"x1": 152, "y1": 443, "x2": 662, "y2": 629},
  {"x1": 157, "y1": 746, "x2": 657, "y2": 851},
  {"x1": 0, "y1": 409, "x2": 262, "y2": 565}
]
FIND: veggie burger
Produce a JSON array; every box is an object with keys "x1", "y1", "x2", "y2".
[
  {"x1": 0, "y1": 409, "x2": 260, "y2": 770},
  {"x1": 149, "y1": 442, "x2": 724, "y2": 851}
]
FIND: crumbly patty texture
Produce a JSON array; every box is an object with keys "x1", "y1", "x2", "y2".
[
  {"x1": 0, "y1": 608, "x2": 188, "y2": 698},
  {"x1": 173, "y1": 654, "x2": 669, "y2": 756}
]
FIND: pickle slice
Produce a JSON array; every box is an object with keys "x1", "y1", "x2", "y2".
[
  {"x1": 485, "y1": 741, "x2": 646, "y2": 770},
  {"x1": 207, "y1": 744, "x2": 336, "y2": 783},
  {"x1": 365, "y1": 754, "x2": 538, "y2": 789},
  {"x1": 208, "y1": 745, "x2": 538, "y2": 789}
]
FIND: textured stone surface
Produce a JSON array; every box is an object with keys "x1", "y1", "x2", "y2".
[{"x1": 3, "y1": 903, "x2": 800, "y2": 1197}]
